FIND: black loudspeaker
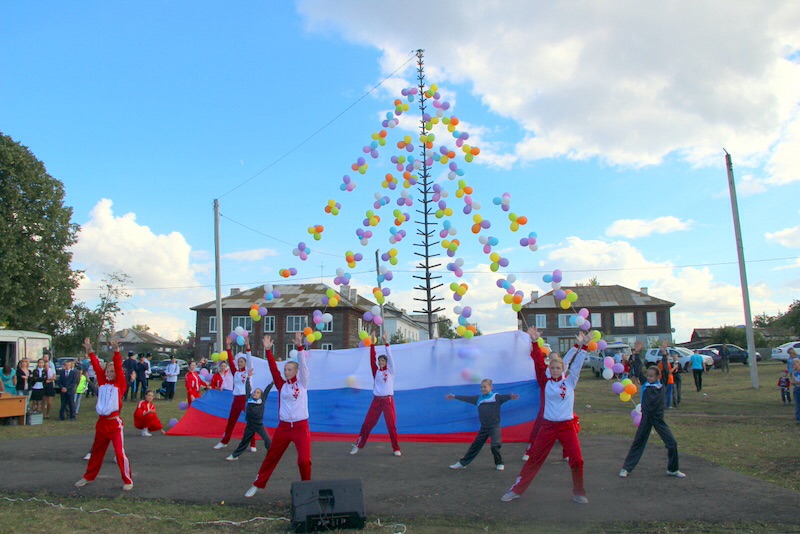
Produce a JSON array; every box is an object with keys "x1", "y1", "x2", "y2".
[{"x1": 290, "y1": 478, "x2": 366, "y2": 532}]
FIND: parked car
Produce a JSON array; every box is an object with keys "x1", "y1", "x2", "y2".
[
  {"x1": 645, "y1": 347, "x2": 714, "y2": 371},
  {"x1": 586, "y1": 342, "x2": 632, "y2": 377},
  {"x1": 695, "y1": 348, "x2": 720, "y2": 368},
  {"x1": 149, "y1": 358, "x2": 189, "y2": 378},
  {"x1": 771, "y1": 341, "x2": 800, "y2": 362},
  {"x1": 55, "y1": 357, "x2": 78, "y2": 371},
  {"x1": 702, "y1": 344, "x2": 761, "y2": 365}
]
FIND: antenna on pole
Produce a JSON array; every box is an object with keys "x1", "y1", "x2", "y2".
[
  {"x1": 411, "y1": 49, "x2": 445, "y2": 339},
  {"x1": 724, "y1": 149, "x2": 759, "y2": 389}
]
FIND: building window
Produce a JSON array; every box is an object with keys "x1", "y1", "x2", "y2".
[
  {"x1": 535, "y1": 314, "x2": 546, "y2": 329},
  {"x1": 613, "y1": 312, "x2": 634, "y2": 327},
  {"x1": 209, "y1": 316, "x2": 217, "y2": 334},
  {"x1": 285, "y1": 344, "x2": 296, "y2": 360},
  {"x1": 591, "y1": 313, "x2": 601, "y2": 327},
  {"x1": 286, "y1": 316, "x2": 308, "y2": 333},
  {"x1": 646, "y1": 311, "x2": 657, "y2": 326},
  {"x1": 319, "y1": 317, "x2": 333, "y2": 332},
  {"x1": 231, "y1": 316, "x2": 253, "y2": 333},
  {"x1": 558, "y1": 314, "x2": 578, "y2": 328},
  {"x1": 320, "y1": 343, "x2": 333, "y2": 351},
  {"x1": 261, "y1": 316, "x2": 275, "y2": 333}
]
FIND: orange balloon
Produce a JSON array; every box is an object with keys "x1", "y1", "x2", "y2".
[
  {"x1": 464, "y1": 186, "x2": 473, "y2": 195},
  {"x1": 542, "y1": 347, "x2": 551, "y2": 356},
  {"x1": 624, "y1": 384, "x2": 637, "y2": 395},
  {"x1": 471, "y1": 147, "x2": 480, "y2": 155},
  {"x1": 250, "y1": 304, "x2": 258, "y2": 310},
  {"x1": 451, "y1": 117, "x2": 460, "y2": 125},
  {"x1": 587, "y1": 341, "x2": 598, "y2": 351},
  {"x1": 517, "y1": 216, "x2": 528, "y2": 225}
]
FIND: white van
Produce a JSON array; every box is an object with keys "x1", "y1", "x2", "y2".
[{"x1": 0, "y1": 329, "x2": 53, "y2": 369}]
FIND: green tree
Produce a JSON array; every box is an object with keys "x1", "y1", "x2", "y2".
[
  {"x1": 95, "y1": 271, "x2": 131, "y2": 342},
  {"x1": 710, "y1": 326, "x2": 767, "y2": 347},
  {"x1": 53, "y1": 302, "x2": 103, "y2": 356},
  {"x1": 390, "y1": 330, "x2": 408, "y2": 344},
  {"x1": 437, "y1": 317, "x2": 456, "y2": 339},
  {"x1": 131, "y1": 324, "x2": 152, "y2": 333},
  {"x1": 0, "y1": 133, "x2": 80, "y2": 333}
]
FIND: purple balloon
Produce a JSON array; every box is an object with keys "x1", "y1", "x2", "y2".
[
  {"x1": 555, "y1": 290, "x2": 566, "y2": 300},
  {"x1": 462, "y1": 307, "x2": 472, "y2": 318},
  {"x1": 169, "y1": 418, "x2": 179, "y2": 428},
  {"x1": 611, "y1": 382, "x2": 625, "y2": 395},
  {"x1": 273, "y1": 290, "x2": 281, "y2": 298},
  {"x1": 178, "y1": 401, "x2": 188, "y2": 411},
  {"x1": 553, "y1": 269, "x2": 563, "y2": 283},
  {"x1": 382, "y1": 287, "x2": 391, "y2": 296},
  {"x1": 612, "y1": 363, "x2": 625, "y2": 374}
]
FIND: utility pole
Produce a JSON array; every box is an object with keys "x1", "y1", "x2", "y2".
[
  {"x1": 375, "y1": 249, "x2": 384, "y2": 339},
  {"x1": 213, "y1": 199, "x2": 224, "y2": 356},
  {"x1": 724, "y1": 150, "x2": 759, "y2": 388},
  {"x1": 411, "y1": 49, "x2": 445, "y2": 338}
]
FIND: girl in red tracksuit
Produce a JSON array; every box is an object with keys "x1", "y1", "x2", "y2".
[
  {"x1": 245, "y1": 333, "x2": 311, "y2": 498},
  {"x1": 351, "y1": 332, "x2": 401, "y2": 456},
  {"x1": 211, "y1": 361, "x2": 232, "y2": 391},
  {"x1": 214, "y1": 336, "x2": 256, "y2": 451},
  {"x1": 75, "y1": 337, "x2": 133, "y2": 491},
  {"x1": 185, "y1": 361, "x2": 207, "y2": 406},
  {"x1": 134, "y1": 390, "x2": 165, "y2": 437},
  {"x1": 502, "y1": 327, "x2": 590, "y2": 504}
]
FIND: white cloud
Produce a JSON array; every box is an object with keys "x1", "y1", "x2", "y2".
[
  {"x1": 605, "y1": 216, "x2": 692, "y2": 239},
  {"x1": 71, "y1": 199, "x2": 213, "y2": 340},
  {"x1": 298, "y1": 1, "x2": 800, "y2": 184},
  {"x1": 766, "y1": 225, "x2": 800, "y2": 248},
  {"x1": 222, "y1": 248, "x2": 278, "y2": 261}
]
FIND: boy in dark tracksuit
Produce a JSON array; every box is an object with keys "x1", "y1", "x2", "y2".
[
  {"x1": 226, "y1": 381, "x2": 274, "y2": 461},
  {"x1": 619, "y1": 366, "x2": 685, "y2": 478},
  {"x1": 447, "y1": 379, "x2": 519, "y2": 471}
]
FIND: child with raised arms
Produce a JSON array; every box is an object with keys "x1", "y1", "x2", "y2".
[
  {"x1": 214, "y1": 335, "x2": 257, "y2": 451},
  {"x1": 350, "y1": 331, "x2": 401, "y2": 457},
  {"x1": 185, "y1": 360, "x2": 207, "y2": 406},
  {"x1": 447, "y1": 379, "x2": 518, "y2": 471},
  {"x1": 75, "y1": 337, "x2": 133, "y2": 490},
  {"x1": 502, "y1": 327, "x2": 589, "y2": 504},
  {"x1": 245, "y1": 333, "x2": 310, "y2": 498},
  {"x1": 226, "y1": 380, "x2": 274, "y2": 461},
  {"x1": 619, "y1": 366, "x2": 684, "y2": 478},
  {"x1": 134, "y1": 390, "x2": 166, "y2": 437}
]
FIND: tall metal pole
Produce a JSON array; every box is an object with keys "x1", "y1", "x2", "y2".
[
  {"x1": 411, "y1": 49, "x2": 444, "y2": 339},
  {"x1": 375, "y1": 249, "x2": 384, "y2": 339},
  {"x1": 213, "y1": 199, "x2": 224, "y2": 355},
  {"x1": 724, "y1": 151, "x2": 759, "y2": 388}
]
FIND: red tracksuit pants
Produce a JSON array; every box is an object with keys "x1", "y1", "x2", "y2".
[
  {"x1": 511, "y1": 419, "x2": 585, "y2": 497},
  {"x1": 253, "y1": 419, "x2": 311, "y2": 488},
  {"x1": 356, "y1": 395, "x2": 400, "y2": 451},
  {"x1": 134, "y1": 413, "x2": 163, "y2": 432},
  {"x1": 83, "y1": 415, "x2": 133, "y2": 485},
  {"x1": 221, "y1": 395, "x2": 255, "y2": 447},
  {"x1": 526, "y1": 413, "x2": 576, "y2": 459}
]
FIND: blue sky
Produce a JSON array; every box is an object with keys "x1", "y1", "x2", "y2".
[{"x1": 2, "y1": 1, "x2": 799, "y2": 342}]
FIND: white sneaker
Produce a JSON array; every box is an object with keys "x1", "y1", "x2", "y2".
[
  {"x1": 562, "y1": 457, "x2": 570, "y2": 462},
  {"x1": 521, "y1": 454, "x2": 529, "y2": 461},
  {"x1": 213, "y1": 442, "x2": 227, "y2": 450},
  {"x1": 244, "y1": 485, "x2": 260, "y2": 498},
  {"x1": 573, "y1": 495, "x2": 589, "y2": 504},
  {"x1": 74, "y1": 478, "x2": 92, "y2": 487},
  {"x1": 142, "y1": 430, "x2": 152, "y2": 437},
  {"x1": 83, "y1": 453, "x2": 91, "y2": 460},
  {"x1": 122, "y1": 483, "x2": 133, "y2": 491},
  {"x1": 226, "y1": 455, "x2": 238, "y2": 461},
  {"x1": 249, "y1": 446, "x2": 257, "y2": 453},
  {"x1": 393, "y1": 450, "x2": 402, "y2": 457},
  {"x1": 450, "y1": 462, "x2": 466, "y2": 469},
  {"x1": 496, "y1": 464, "x2": 505, "y2": 471},
  {"x1": 350, "y1": 445, "x2": 359, "y2": 455},
  {"x1": 500, "y1": 491, "x2": 520, "y2": 502},
  {"x1": 667, "y1": 470, "x2": 686, "y2": 478},
  {"x1": 619, "y1": 469, "x2": 628, "y2": 478}
]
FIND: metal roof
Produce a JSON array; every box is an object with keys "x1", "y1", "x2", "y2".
[
  {"x1": 100, "y1": 329, "x2": 181, "y2": 347},
  {"x1": 523, "y1": 285, "x2": 674, "y2": 309},
  {"x1": 191, "y1": 283, "x2": 377, "y2": 312}
]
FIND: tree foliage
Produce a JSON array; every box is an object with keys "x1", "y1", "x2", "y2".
[
  {"x1": 0, "y1": 133, "x2": 80, "y2": 333},
  {"x1": 710, "y1": 325, "x2": 767, "y2": 347},
  {"x1": 755, "y1": 300, "x2": 800, "y2": 337},
  {"x1": 390, "y1": 330, "x2": 408, "y2": 344}
]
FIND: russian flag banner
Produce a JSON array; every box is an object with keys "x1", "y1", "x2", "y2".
[{"x1": 169, "y1": 331, "x2": 543, "y2": 443}]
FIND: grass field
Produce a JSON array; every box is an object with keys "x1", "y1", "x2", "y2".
[{"x1": 1, "y1": 362, "x2": 797, "y2": 532}]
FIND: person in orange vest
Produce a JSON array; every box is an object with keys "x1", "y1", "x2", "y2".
[{"x1": 656, "y1": 341, "x2": 674, "y2": 410}]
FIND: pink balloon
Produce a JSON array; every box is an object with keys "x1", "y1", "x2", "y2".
[
  {"x1": 373, "y1": 316, "x2": 383, "y2": 326},
  {"x1": 578, "y1": 308, "x2": 589, "y2": 319}
]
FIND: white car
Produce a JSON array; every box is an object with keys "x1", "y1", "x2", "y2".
[
  {"x1": 771, "y1": 341, "x2": 800, "y2": 362},
  {"x1": 645, "y1": 347, "x2": 714, "y2": 371}
]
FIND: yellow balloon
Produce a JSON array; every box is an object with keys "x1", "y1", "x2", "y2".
[{"x1": 620, "y1": 392, "x2": 632, "y2": 402}]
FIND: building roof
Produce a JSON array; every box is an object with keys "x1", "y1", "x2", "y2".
[
  {"x1": 522, "y1": 285, "x2": 674, "y2": 310},
  {"x1": 100, "y1": 329, "x2": 181, "y2": 348},
  {"x1": 191, "y1": 283, "x2": 378, "y2": 313}
]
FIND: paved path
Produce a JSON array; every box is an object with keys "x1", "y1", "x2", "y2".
[{"x1": 1, "y1": 430, "x2": 797, "y2": 526}]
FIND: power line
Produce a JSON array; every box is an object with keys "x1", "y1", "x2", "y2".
[
  {"x1": 217, "y1": 52, "x2": 417, "y2": 200},
  {"x1": 72, "y1": 255, "x2": 799, "y2": 292},
  {"x1": 220, "y1": 213, "x2": 342, "y2": 258}
]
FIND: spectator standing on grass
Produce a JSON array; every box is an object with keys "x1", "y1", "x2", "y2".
[
  {"x1": 84, "y1": 356, "x2": 97, "y2": 397},
  {"x1": 74, "y1": 368, "x2": 88, "y2": 415},
  {"x1": 58, "y1": 360, "x2": 78, "y2": 420},
  {"x1": 1, "y1": 364, "x2": 16, "y2": 394},
  {"x1": 42, "y1": 357, "x2": 56, "y2": 419},
  {"x1": 656, "y1": 342, "x2": 674, "y2": 409},
  {"x1": 777, "y1": 370, "x2": 791, "y2": 405},
  {"x1": 164, "y1": 356, "x2": 180, "y2": 401},
  {"x1": 791, "y1": 358, "x2": 800, "y2": 424},
  {"x1": 123, "y1": 352, "x2": 137, "y2": 401},
  {"x1": 135, "y1": 354, "x2": 149, "y2": 400},
  {"x1": 671, "y1": 353, "x2": 682, "y2": 408},
  {"x1": 690, "y1": 350, "x2": 705, "y2": 392},
  {"x1": 719, "y1": 343, "x2": 730, "y2": 374},
  {"x1": 16, "y1": 359, "x2": 30, "y2": 397},
  {"x1": 787, "y1": 348, "x2": 797, "y2": 375}
]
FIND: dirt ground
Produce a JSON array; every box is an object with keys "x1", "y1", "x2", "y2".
[{"x1": 1, "y1": 430, "x2": 798, "y2": 528}]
